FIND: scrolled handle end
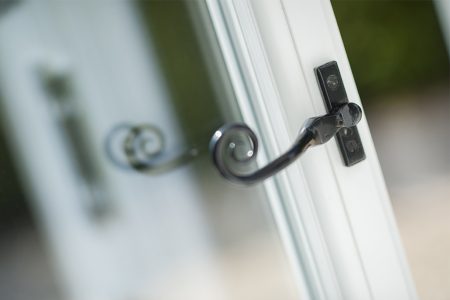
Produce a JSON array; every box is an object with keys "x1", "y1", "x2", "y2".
[
  {"x1": 209, "y1": 123, "x2": 259, "y2": 184},
  {"x1": 209, "y1": 103, "x2": 363, "y2": 185}
]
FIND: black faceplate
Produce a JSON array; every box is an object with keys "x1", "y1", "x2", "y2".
[{"x1": 315, "y1": 61, "x2": 366, "y2": 166}]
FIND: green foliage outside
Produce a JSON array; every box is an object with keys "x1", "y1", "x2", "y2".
[{"x1": 332, "y1": 1, "x2": 449, "y2": 101}]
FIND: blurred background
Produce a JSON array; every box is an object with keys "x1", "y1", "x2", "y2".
[
  {"x1": 0, "y1": 1, "x2": 300, "y2": 300},
  {"x1": 0, "y1": 0, "x2": 449, "y2": 300}
]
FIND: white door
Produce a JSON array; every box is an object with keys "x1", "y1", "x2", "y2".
[{"x1": 0, "y1": 1, "x2": 417, "y2": 300}]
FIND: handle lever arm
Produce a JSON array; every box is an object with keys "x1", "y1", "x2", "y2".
[{"x1": 209, "y1": 103, "x2": 362, "y2": 184}]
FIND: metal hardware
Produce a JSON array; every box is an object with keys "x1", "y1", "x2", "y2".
[
  {"x1": 106, "y1": 123, "x2": 199, "y2": 174},
  {"x1": 209, "y1": 102, "x2": 363, "y2": 184},
  {"x1": 316, "y1": 61, "x2": 366, "y2": 166}
]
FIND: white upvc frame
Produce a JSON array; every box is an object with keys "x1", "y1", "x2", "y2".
[
  {"x1": 435, "y1": 0, "x2": 450, "y2": 54},
  {"x1": 206, "y1": 0, "x2": 418, "y2": 299},
  {"x1": 0, "y1": 0, "x2": 418, "y2": 299}
]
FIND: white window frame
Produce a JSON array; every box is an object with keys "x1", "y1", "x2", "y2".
[
  {"x1": 206, "y1": 0, "x2": 418, "y2": 299},
  {"x1": 435, "y1": 0, "x2": 450, "y2": 53},
  {"x1": 0, "y1": 0, "x2": 418, "y2": 299}
]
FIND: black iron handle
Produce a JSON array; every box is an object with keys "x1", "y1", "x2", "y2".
[{"x1": 209, "y1": 102, "x2": 363, "y2": 184}]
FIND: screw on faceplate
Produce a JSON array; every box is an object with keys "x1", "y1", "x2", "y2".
[{"x1": 326, "y1": 74, "x2": 340, "y2": 91}]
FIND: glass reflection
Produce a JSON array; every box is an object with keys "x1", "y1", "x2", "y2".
[{"x1": 0, "y1": 1, "x2": 300, "y2": 299}]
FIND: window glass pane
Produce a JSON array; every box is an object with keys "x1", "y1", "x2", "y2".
[{"x1": 0, "y1": 1, "x2": 300, "y2": 299}]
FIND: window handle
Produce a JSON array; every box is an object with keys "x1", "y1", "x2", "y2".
[{"x1": 209, "y1": 102, "x2": 362, "y2": 185}]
